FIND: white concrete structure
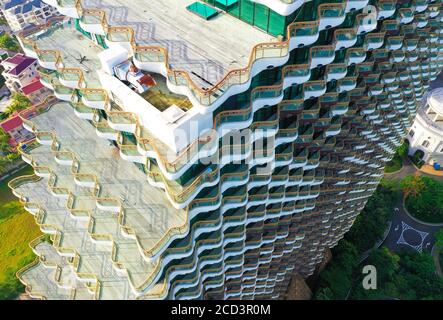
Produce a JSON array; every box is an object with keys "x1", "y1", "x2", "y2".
[
  {"x1": 1, "y1": 0, "x2": 58, "y2": 32},
  {"x1": 408, "y1": 88, "x2": 443, "y2": 167}
]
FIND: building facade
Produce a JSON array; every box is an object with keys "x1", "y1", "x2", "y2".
[
  {"x1": 8, "y1": 0, "x2": 443, "y2": 300},
  {"x1": 1, "y1": 0, "x2": 58, "y2": 32},
  {"x1": 408, "y1": 88, "x2": 443, "y2": 167},
  {"x1": 1, "y1": 53, "x2": 38, "y2": 92},
  {"x1": 0, "y1": 110, "x2": 33, "y2": 146}
]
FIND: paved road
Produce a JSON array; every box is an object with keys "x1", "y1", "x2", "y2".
[
  {"x1": 383, "y1": 158, "x2": 443, "y2": 253},
  {"x1": 383, "y1": 198, "x2": 441, "y2": 253},
  {"x1": 386, "y1": 157, "x2": 443, "y2": 183}
]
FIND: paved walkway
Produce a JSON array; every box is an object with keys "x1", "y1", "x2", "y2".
[
  {"x1": 385, "y1": 157, "x2": 443, "y2": 183},
  {"x1": 382, "y1": 198, "x2": 441, "y2": 253},
  {"x1": 383, "y1": 157, "x2": 443, "y2": 254}
]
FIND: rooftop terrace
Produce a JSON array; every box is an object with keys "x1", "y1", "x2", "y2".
[
  {"x1": 82, "y1": 0, "x2": 275, "y2": 89},
  {"x1": 15, "y1": 102, "x2": 187, "y2": 297},
  {"x1": 26, "y1": 23, "x2": 103, "y2": 87}
]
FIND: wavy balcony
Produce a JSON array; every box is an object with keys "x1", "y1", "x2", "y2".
[{"x1": 40, "y1": 0, "x2": 379, "y2": 110}]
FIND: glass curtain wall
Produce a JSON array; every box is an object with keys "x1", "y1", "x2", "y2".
[{"x1": 201, "y1": 0, "x2": 298, "y2": 37}]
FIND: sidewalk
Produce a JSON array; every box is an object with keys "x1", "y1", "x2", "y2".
[{"x1": 420, "y1": 164, "x2": 443, "y2": 177}]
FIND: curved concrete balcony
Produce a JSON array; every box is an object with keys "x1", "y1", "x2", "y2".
[
  {"x1": 310, "y1": 46, "x2": 335, "y2": 68},
  {"x1": 429, "y1": 11, "x2": 440, "y2": 19},
  {"x1": 54, "y1": 152, "x2": 75, "y2": 166},
  {"x1": 250, "y1": 0, "x2": 305, "y2": 16},
  {"x1": 303, "y1": 81, "x2": 327, "y2": 99},
  {"x1": 404, "y1": 38, "x2": 419, "y2": 52},
  {"x1": 318, "y1": 4, "x2": 347, "y2": 30},
  {"x1": 79, "y1": 11, "x2": 106, "y2": 36},
  {"x1": 334, "y1": 30, "x2": 358, "y2": 50},
  {"x1": 248, "y1": 175, "x2": 272, "y2": 190},
  {"x1": 369, "y1": 84, "x2": 384, "y2": 96},
  {"x1": 73, "y1": 174, "x2": 97, "y2": 188},
  {"x1": 73, "y1": 103, "x2": 94, "y2": 121},
  {"x1": 289, "y1": 25, "x2": 320, "y2": 49},
  {"x1": 38, "y1": 69, "x2": 56, "y2": 90},
  {"x1": 385, "y1": 36, "x2": 404, "y2": 51},
  {"x1": 347, "y1": 48, "x2": 366, "y2": 65},
  {"x1": 386, "y1": 83, "x2": 400, "y2": 91},
  {"x1": 283, "y1": 64, "x2": 311, "y2": 86},
  {"x1": 48, "y1": 0, "x2": 80, "y2": 18},
  {"x1": 399, "y1": 8, "x2": 415, "y2": 24},
  {"x1": 365, "y1": 33, "x2": 385, "y2": 50},
  {"x1": 95, "y1": 125, "x2": 118, "y2": 141},
  {"x1": 37, "y1": 51, "x2": 59, "y2": 70},
  {"x1": 415, "y1": 3, "x2": 429, "y2": 13},
  {"x1": 53, "y1": 85, "x2": 75, "y2": 102},
  {"x1": 326, "y1": 64, "x2": 348, "y2": 82},
  {"x1": 119, "y1": 146, "x2": 146, "y2": 164},
  {"x1": 381, "y1": 72, "x2": 397, "y2": 84},
  {"x1": 357, "y1": 14, "x2": 378, "y2": 34},
  {"x1": 391, "y1": 50, "x2": 405, "y2": 62},
  {"x1": 406, "y1": 52, "x2": 419, "y2": 63},
  {"x1": 58, "y1": 69, "x2": 84, "y2": 89},
  {"x1": 96, "y1": 198, "x2": 121, "y2": 213},
  {"x1": 377, "y1": 7, "x2": 396, "y2": 20},
  {"x1": 35, "y1": 132, "x2": 54, "y2": 146},
  {"x1": 148, "y1": 165, "x2": 221, "y2": 210},
  {"x1": 338, "y1": 77, "x2": 357, "y2": 92},
  {"x1": 107, "y1": 113, "x2": 137, "y2": 133},
  {"x1": 80, "y1": 90, "x2": 108, "y2": 110},
  {"x1": 346, "y1": 0, "x2": 369, "y2": 12},
  {"x1": 105, "y1": 26, "x2": 134, "y2": 52}
]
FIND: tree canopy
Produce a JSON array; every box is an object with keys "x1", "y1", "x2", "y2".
[
  {"x1": 403, "y1": 176, "x2": 443, "y2": 223},
  {"x1": 313, "y1": 180, "x2": 443, "y2": 300},
  {"x1": 3, "y1": 93, "x2": 31, "y2": 119},
  {"x1": 0, "y1": 33, "x2": 19, "y2": 52}
]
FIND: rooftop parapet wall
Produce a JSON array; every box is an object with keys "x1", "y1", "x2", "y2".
[
  {"x1": 15, "y1": 3, "x2": 443, "y2": 207},
  {"x1": 15, "y1": 4, "x2": 393, "y2": 180},
  {"x1": 39, "y1": 0, "x2": 374, "y2": 109}
]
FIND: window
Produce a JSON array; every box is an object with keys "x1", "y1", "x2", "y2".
[
  {"x1": 422, "y1": 140, "x2": 430, "y2": 148},
  {"x1": 409, "y1": 129, "x2": 415, "y2": 137}
]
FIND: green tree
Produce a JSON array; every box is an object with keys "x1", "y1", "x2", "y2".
[
  {"x1": 403, "y1": 176, "x2": 443, "y2": 223},
  {"x1": 435, "y1": 229, "x2": 443, "y2": 249},
  {"x1": 401, "y1": 174, "x2": 426, "y2": 198},
  {"x1": 0, "y1": 155, "x2": 12, "y2": 175},
  {"x1": 314, "y1": 240, "x2": 359, "y2": 300},
  {"x1": 397, "y1": 142, "x2": 409, "y2": 158},
  {"x1": 3, "y1": 93, "x2": 31, "y2": 118},
  {"x1": 345, "y1": 179, "x2": 399, "y2": 252},
  {"x1": 0, "y1": 33, "x2": 19, "y2": 52},
  {"x1": 0, "y1": 128, "x2": 9, "y2": 153}
]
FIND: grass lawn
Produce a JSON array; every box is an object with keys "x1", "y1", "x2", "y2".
[
  {"x1": 0, "y1": 164, "x2": 41, "y2": 300},
  {"x1": 404, "y1": 176, "x2": 443, "y2": 223},
  {"x1": 0, "y1": 165, "x2": 34, "y2": 202},
  {"x1": 385, "y1": 153, "x2": 403, "y2": 173}
]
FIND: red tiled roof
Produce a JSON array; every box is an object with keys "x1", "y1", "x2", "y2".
[
  {"x1": 3, "y1": 54, "x2": 36, "y2": 76},
  {"x1": 21, "y1": 77, "x2": 44, "y2": 95},
  {"x1": 0, "y1": 114, "x2": 23, "y2": 132}
]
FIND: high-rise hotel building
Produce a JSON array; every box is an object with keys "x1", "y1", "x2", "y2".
[{"x1": 9, "y1": 0, "x2": 443, "y2": 300}]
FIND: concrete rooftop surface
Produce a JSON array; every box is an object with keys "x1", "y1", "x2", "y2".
[
  {"x1": 27, "y1": 23, "x2": 104, "y2": 87},
  {"x1": 82, "y1": 0, "x2": 275, "y2": 88},
  {"x1": 15, "y1": 102, "x2": 188, "y2": 296}
]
